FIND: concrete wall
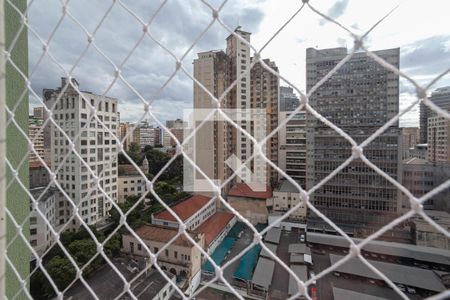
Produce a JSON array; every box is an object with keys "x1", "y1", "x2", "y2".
[
  {"x1": 3, "y1": 0, "x2": 30, "y2": 297},
  {"x1": 228, "y1": 196, "x2": 268, "y2": 224}
]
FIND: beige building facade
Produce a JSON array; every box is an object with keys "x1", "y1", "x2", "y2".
[{"x1": 122, "y1": 224, "x2": 204, "y2": 295}]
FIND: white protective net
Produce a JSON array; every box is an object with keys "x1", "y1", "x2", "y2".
[{"x1": 1, "y1": 0, "x2": 450, "y2": 300}]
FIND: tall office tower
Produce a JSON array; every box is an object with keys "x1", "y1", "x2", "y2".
[
  {"x1": 306, "y1": 47, "x2": 401, "y2": 232},
  {"x1": 250, "y1": 59, "x2": 279, "y2": 185},
  {"x1": 278, "y1": 87, "x2": 306, "y2": 186},
  {"x1": 119, "y1": 122, "x2": 140, "y2": 151},
  {"x1": 166, "y1": 118, "x2": 185, "y2": 129},
  {"x1": 139, "y1": 121, "x2": 155, "y2": 148},
  {"x1": 28, "y1": 115, "x2": 45, "y2": 163},
  {"x1": 192, "y1": 50, "x2": 229, "y2": 193},
  {"x1": 44, "y1": 77, "x2": 119, "y2": 227},
  {"x1": 154, "y1": 127, "x2": 162, "y2": 146},
  {"x1": 420, "y1": 86, "x2": 450, "y2": 143},
  {"x1": 224, "y1": 27, "x2": 253, "y2": 185},
  {"x1": 279, "y1": 86, "x2": 299, "y2": 112},
  {"x1": 428, "y1": 111, "x2": 450, "y2": 163},
  {"x1": 192, "y1": 27, "x2": 279, "y2": 193}
]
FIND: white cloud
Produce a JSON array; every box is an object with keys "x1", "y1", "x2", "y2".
[{"x1": 27, "y1": 0, "x2": 450, "y2": 128}]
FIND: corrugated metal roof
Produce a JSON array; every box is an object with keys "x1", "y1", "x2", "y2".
[
  {"x1": 288, "y1": 243, "x2": 311, "y2": 255},
  {"x1": 332, "y1": 287, "x2": 390, "y2": 300},
  {"x1": 308, "y1": 232, "x2": 450, "y2": 266},
  {"x1": 330, "y1": 254, "x2": 446, "y2": 292},
  {"x1": 264, "y1": 228, "x2": 281, "y2": 244},
  {"x1": 288, "y1": 265, "x2": 308, "y2": 295},
  {"x1": 251, "y1": 257, "x2": 275, "y2": 290},
  {"x1": 260, "y1": 243, "x2": 278, "y2": 259}
]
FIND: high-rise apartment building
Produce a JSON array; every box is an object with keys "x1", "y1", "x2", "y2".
[
  {"x1": 250, "y1": 59, "x2": 279, "y2": 185},
  {"x1": 279, "y1": 86, "x2": 299, "y2": 112},
  {"x1": 139, "y1": 121, "x2": 155, "y2": 148},
  {"x1": 278, "y1": 87, "x2": 306, "y2": 186},
  {"x1": 28, "y1": 116, "x2": 45, "y2": 163},
  {"x1": 192, "y1": 50, "x2": 229, "y2": 192},
  {"x1": 44, "y1": 77, "x2": 119, "y2": 227},
  {"x1": 278, "y1": 112, "x2": 307, "y2": 186},
  {"x1": 420, "y1": 86, "x2": 450, "y2": 143},
  {"x1": 192, "y1": 27, "x2": 279, "y2": 192},
  {"x1": 306, "y1": 47, "x2": 401, "y2": 232},
  {"x1": 428, "y1": 112, "x2": 450, "y2": 163},
  {"x1": 119, "y1": 122, "x2": 140, "y2": 151}
]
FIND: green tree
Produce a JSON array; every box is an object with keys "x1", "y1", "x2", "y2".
[
  {"x1": 104, "y1": 233, "x2": 122, "y2": 257},
  {"x1": 68, "y1": 239, "x2": 97, "y2": 266},
  {"x1": 128, "y1": 142, "x2": 141, "y2": 163},
  {"x1": 109, "y1": 195, "x2": 147, "y2": 229},
  {"x1": 46, "y1": 256, "x2": 76, "y2": 291}
]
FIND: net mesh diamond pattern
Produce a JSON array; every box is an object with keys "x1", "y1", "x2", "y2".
[{"x1": 1, "y1": 0, "x2": 450, "y2": 299}]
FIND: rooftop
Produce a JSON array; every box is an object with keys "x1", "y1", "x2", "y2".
[
  {"x1": 228, "y1": 183, "x2": 273, "y2": 199},
  {"x1": 29, "y1": 160, "x2": 50, "y2": 169},
  {"x1": 288, "y1": 265, "x2": 308, "y2": 295},
  {"x1": 332, "y1": 287, "x2": 390, "y2": 300},
  {"x1": 264, "y1": 228, "x2": 281, "y2": 244},
  {"x1": 154, "y1": 194, "x2": 212, "y2": 222},
  {"x1": 194, "y1": 212, "x2": 235, "y2": 247},
  {"x1": 118, "y1": 164, "x2": 142, "y2": 176},
  {"x1": 30, "y1": 187, "x2": 57, "y2": 203},
  {"x1": 131, "y1": 224, "x2": 198, "y2": 247},
  {"x1": 307, "y1": 232, "x2": 450, "y2": 266},
  {"x1": 403, "y1": 157, "x2": 429, "y2": 165},
  {"x1": 288, "y1": 243, "x2": 311, "y2": 256},
  {"x1": 330, "y1": 254, "x2": 446, "y2": 292},
  {"x1": 260, "y1": 243, "x2": 278, "y2": 259},
  {"x1": 251, "y1": 257, "x2": 275, "y2": 290},
  {"x1": 276, "y1": 180, "x2": 302, "y2": 193}
]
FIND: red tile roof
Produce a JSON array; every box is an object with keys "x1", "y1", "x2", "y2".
[
  {"x1": 194, "y1": 212, "x2": 235, "y2": 246},
  {"x1": 118, "y1": 164, "x2": 141, "y2": 176},
  {"x1": 228, "y1": 183, "x2": 273, "y2": 199},
  {"x1": 29, "y1": 160, "x2": 50, "y2": 169},
  {"x1": 154, "y1": 194, "x2": 212, "y2": 222},
  {"x1": 132, "y1": 224, "x2": 197, "y2": 247}
]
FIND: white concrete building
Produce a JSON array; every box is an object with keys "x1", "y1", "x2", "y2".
[
  {"x1": 428, "y1": 113, "x2": 450, "y2": 163},
  {"x1": 30, "y1": 187, "x2": 57, "y2": 256},
  {"x1": 267, "y1": 180, "x2": 307, "y2": 224},
  {"x1": 412, "y1": 210, "x2": 450, "y2": 250},
  {"x1": 151, "y1": 194, "x2": 236, "y2": 254},
  {"x1": 278, "y1": 108, "x2": 307, "y2": 187},
  {"x1": 152, "y1": 195, "x2": 215, "y2": 230},
  {"x1": 122, "y1": 224, "x2": 205, "y2": 296},
  {"x1": 44, "y1": 77, "x2": 119, "y2": 228},
  {"x1": 139, "y1": 121, "x2": 155, "y2": 147},
  {"x1": 28, "y1": 117, "x2": 45, "y2": 163}
]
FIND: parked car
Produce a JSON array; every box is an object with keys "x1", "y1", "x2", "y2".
[
  {"x1": 310, "y1": 286, "x2": 318, "y2": 300},
  {"x1": 300, "y1": 234, "x2": 305, "y2": 243},
  {"x1": 334, "y1": 272, "x2": 341, "y2": 277},
  {"x1": 406, "y1": 287, "x2": 416, "y2": 294}
]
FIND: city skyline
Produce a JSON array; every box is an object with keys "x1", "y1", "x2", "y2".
[
  {"x1": 27, "y1": 0, "x2": 450, "y2": 126},
  {"x1": 3, "y1": 1, "x2": 450, "y2": 299}
]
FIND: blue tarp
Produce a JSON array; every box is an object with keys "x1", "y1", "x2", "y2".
[
  {"x1": 202, "y1": 222, "x2": 245, "y2": 273},
  {"x1": 233, "y1": 244, "x2": 262, "y2": 281}
]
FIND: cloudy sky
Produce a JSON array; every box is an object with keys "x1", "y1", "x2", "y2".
[{"x1": 27, "y1": 0, "x2": 450, "y2": 127}]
